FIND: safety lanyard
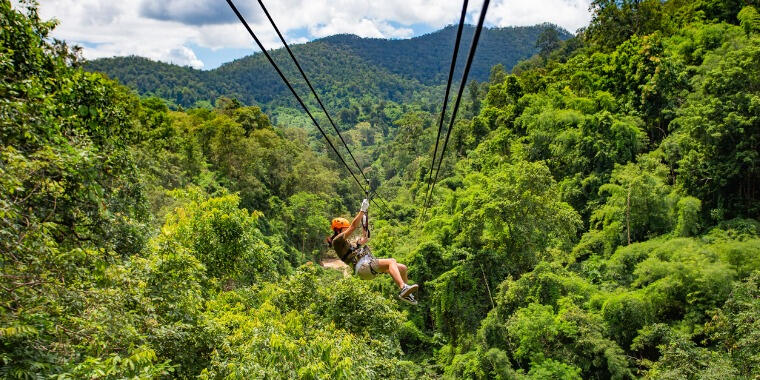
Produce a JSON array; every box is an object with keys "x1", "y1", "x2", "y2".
[{"x1": 362, "y1": 210, "x2": 370, "y2": 239}]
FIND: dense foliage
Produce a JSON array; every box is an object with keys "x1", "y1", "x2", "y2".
[{"x1": 2, "y1": 0, "x2": 760, "y2": 379}]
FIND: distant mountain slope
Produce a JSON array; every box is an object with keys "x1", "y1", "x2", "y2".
[
  {"x1": 212, "y1": 40, "x2": 425, "y2": 107},
  {"x1": 318, "y1": 24, "x2": 570, "y2": 85},
  {"x1": 85, "y1": 24, "x2": 569, "y2": 108},
  {"x1": 87, "y1": 56, "x2": 215, "y2": 106}
]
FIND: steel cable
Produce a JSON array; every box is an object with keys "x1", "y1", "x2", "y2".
[
  {"x1": 225, "y1": 0, "x2": 390, "y2": 214},
  {"x1": 421, "y1": 0, "x2": 491, "y2": 219}
]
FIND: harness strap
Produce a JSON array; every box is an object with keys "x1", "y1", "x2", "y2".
[{"x1": 362, "y1": 211, "x2": 370, "y2": 239}]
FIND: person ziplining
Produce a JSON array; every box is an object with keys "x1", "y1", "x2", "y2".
[{"x1": 327, "y1": 198, "x2": 419, "y2": 305}]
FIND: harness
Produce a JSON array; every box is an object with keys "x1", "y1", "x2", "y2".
[{"x1": 342, "y1": 244, "x2": 370, "y2": 266}]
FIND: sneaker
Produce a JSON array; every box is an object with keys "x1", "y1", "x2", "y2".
[
  {"x1": 399, "y1": 283, "x2": 419, "y2": 297},
  {"x1": 399, "y1": 292, "x2": 418, "y2": 305}
]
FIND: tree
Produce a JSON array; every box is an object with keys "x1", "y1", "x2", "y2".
[
  {"x1": 738, "y1": 5, "x2": 760, "y2": 35},
  {"x1": 705, "y1": 272, "x2": 760, "y2": 378},
  {"x1": 282, "y1": 192, "x2": 330, "y2": 261},
  {"x1": 592, "y1": 154, "x2": 675, "y2": 246},
  {"x1": 451, "y1": 161, "x2": 581, "y2": 261},
  {"x1": 666, "y1": 38, "x2": 760, "y2": 219},
  {"x1": 586, "y1": 0, "x2": 667, "y2": 50},
  {"x1": 357, "y1": 121, "x2": 376, "y2": 146},
  {"x1": 489, "y1": 63, "x2": 507, "y2": 84},
  {"x1": 234, "y1": 105, "x2": 271, "y2": 135},
  {"x1": 163, "y1": 190, "x2": 276, "y2": 282},
  {"x1": 536, "y1": 25, "x2": 562, "y2": 61},
  {"x1": 466, "y1": 80, "x2": 483, "y2": 117}
]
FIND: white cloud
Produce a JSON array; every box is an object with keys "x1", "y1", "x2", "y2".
[
  {"x1": 166, "y1": 46, "x2": 205, "y2": 68},
  {"x1": 31, "y1": 0, "x2": 206, "y2": 67},
  {"x1": 488, "y1": 0, "x2": 591, "y2": 32},
  {"x1": 27, "y1": 0, "x2": 592, "y2": 68},
  {"x1": 309, "y1": 18, "x2": 414, "y2": 39}
]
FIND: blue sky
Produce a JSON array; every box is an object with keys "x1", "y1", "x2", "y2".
[{"x1": 27, "y1": 0, "x2": 592, "y2": 70}]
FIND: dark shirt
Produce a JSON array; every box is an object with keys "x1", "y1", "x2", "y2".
[{"x1": 332, "y1": 234, "x2": 354, "y2": 263}]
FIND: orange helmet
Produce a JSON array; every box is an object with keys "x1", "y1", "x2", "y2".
[{"x1": 331, "y1": 217, "x2": 350, "y2": 231}]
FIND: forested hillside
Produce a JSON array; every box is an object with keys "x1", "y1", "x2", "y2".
[
  {"x1": 2, "y1": 0, "x2": 760, "y2": 379},
  {"x1": 314, "y1": 24, "x2": 569, "y2": 85},
  {"x1": 84, "y1": 24, "x2": 566, "y2": 110}
]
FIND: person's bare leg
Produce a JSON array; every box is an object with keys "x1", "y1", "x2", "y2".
[
  {"x1": 377, "y1": 258, "x2": 405, "y2": 289},
  {"x1": 398, "y1": 263, "x2": 409, "y2": 284}
]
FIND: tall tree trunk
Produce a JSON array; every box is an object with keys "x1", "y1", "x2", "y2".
[{"x1": 626, "y1": 187, "x2": 632, "y2": 245}]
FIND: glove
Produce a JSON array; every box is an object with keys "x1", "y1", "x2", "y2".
[{"x1": 360, "y1": 198, "x2": 370, "y2": 213}]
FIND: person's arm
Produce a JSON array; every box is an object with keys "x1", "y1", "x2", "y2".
[
  {"x1": 336, "y1": 199, "x2": 369, "y2": 241},
  {"x1": 357, "y1": 223, "x2": 369, "y2": 245},
  {"x1": 337, "y1": 210, "x2": 364, "y2": 240}
]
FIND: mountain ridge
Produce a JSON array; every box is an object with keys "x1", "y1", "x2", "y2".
[{"x1": 85, "y1": 24, "x2": 570, "y2": 108}]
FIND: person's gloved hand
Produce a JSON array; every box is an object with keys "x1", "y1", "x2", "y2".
[{"x1": 360, "y1": 198, "x2": 370, "y2": 213}]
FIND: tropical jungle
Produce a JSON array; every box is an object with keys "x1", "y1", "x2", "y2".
[{"x1": 1, "y1": 0, "x2": 760, "y2": 378}]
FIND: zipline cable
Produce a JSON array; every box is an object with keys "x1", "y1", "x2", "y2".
[
  {"x1": 376, "y1": 193, "x2": 392, "y2": 211},
  {"x1": 367, "y1": 188, "x2": 392, "y2": 212},
  {"x1": 225, "y1": 0, "x2": 390, "y2": 214},
  {"x1": 423, "y1": 0, "x2": 468, "y2": 205},
  {"x1": 421, "y1": 0, "x2": 491, "y2": 218},
  {"x1": 256, "y1": 0, "x2": 381, "y2": 197},
  {"x1": 419, "y1": 0, "x2": 469, "y2": 222}
]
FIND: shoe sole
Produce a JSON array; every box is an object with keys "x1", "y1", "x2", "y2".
[
  {"x1": 398, "y1": 295, "x2": 418, "y2": 305},
  {"x1": 399, "y1": 284, "x2": 419, "y2": 297}
]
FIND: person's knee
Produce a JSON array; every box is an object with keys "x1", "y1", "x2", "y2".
[{"x1": 398, "y1": 263, "x2": 407, "y2": 271}]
